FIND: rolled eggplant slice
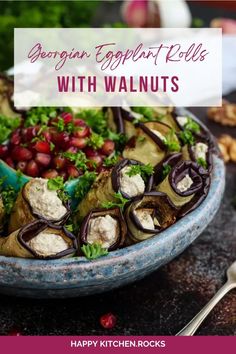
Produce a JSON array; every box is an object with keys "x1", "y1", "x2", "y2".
[
  {"x1": 125, "y1": 192, "x2": 177, "y2": 243},
  {"x1": 123, "y1": 121, "x2": 180, "y2": 166},
  {"x1": 0, "y1": 219, "x2": 77, "y2": 259},
  {"x1": 153, "y1": 152, "x2": 182, "y2": 186},
  {"x1": 79, "y1": 207, "x2": 127, "y2": 251},
  {"x1": 9, "y1": 178, "x2": 70, "y2": 233},
  {"x1": 106, "y1": 107, "x2": 125, "y2": 134},
  {"x1": 156, "y1": 161, "x2": 210, "y2": 215},
  {"x1": 182, "y1": 138, "x2": 213, "y2": 172},
  {"x1": 76, "y1": 159, "x2": 153, "y2": 219}
]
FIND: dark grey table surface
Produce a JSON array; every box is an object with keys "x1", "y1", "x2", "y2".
[{"x1": 0, "y1": 1, "x2": 236, "y2": 337}]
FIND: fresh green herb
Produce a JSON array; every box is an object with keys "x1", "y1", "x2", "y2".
[
  {"x1": 63, "y1": 151, "x2": 88, "y2": 171},
  {"x1": 132, "y1": 107, "x2": 154, "y2": 120},
  {"x1": 47, "y1": 176, "x2": 64, "y2": 191},
  {"x1": 67, "y1": 122, "x2": 76, "y2": 134},
  {"x1": 52, "y1": 117, "x2": 65, "y2": 132},
  {"x1": 162, "y1": 164, "x2": 171, "y2": 179},
  {"x1": 107, "y1": 131, "x2": 128, "y2": 150},
  {"x1": 24, "y1": 107, "x2": 57, "y2": 127},
  {"x1": 137, "y1": 136, "x2": 146, "y2": 143},
  {"x1": 103, "y1": 153, "x2": 120, "y2": 167},
  {"x1": 101, "y1": 192, "x2": 129, "y2": 211},
  {"x1": 164, "y1": 130, "x2": 181, "y2": 152},
  {"x1": 74, "y1": 171, "x2": 97, "y2": 202},
  {"x1": 87, "y1": 132, "x2": 104, "y2": 149},
  {"x1": 81, "y1": 243, "x2": 108, "y2": 260},
  {"x1": 0, "y1": 178, "x2": 18, "y2": 215},
  {"x1": 197, "y1": 157, "x2": 207, "y2": 169},
  {"x1": 184, "y1": 117, "x2": 200, "y2": 133},
  {"x1": 0, "y1": 115, "x2": 21, "y2": 144},
  {"x1": 50, "y1": 142, "x2": 55, "y2": 151},
  {"x1": 77, "y1": 109, "x2": 107, "y2": 135},
  {"x1": 126, "y1": 163, "x2": 154, "y2": 181},
  {"x1": 65, "y1": 223, "x2": 74, "y2": 233},
  {"x1": 179, "y1": 130, "x2": 195, "y2": 145}
]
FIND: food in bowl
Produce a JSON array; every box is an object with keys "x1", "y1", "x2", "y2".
[{"x1": 0, "y1": 78, "x2": 218, "y2": 260}]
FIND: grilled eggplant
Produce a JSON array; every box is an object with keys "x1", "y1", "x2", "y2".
[
  {"x1": 0, "y1": 219, "x2": 77, "y2": 259},
  {"x1": 79, "y1": 207, "x2": 127, "y2": 251},
  {"x1": 125, "y1": 192, "x2": 177, "y2": 243},
  {"x1": 9, "y1": 178, "x2": 70, "y2": 233}
]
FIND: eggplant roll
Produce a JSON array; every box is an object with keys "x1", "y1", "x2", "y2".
[
  {"x1": 156, "y1": 161, "x2": 210, "y2": 216},
  {"x1": 181, "y1": 138, "x2": 213, "y2": 172},
  {"x1": 79, "y1": 207, "x2": 127, "y2": 251},
  {"x1": 153, "y1": 152, "x2": 183, "y2": 186},
  {"x1": 77, "y1": 159, "x2": 153, "y2": 218},
  {"x1": 0, "y1": 219, "x2": 77, "y2": 259},
  {"x1": 9, "y1": 178, "x2": 70, "y2": 233},
  {"x1": 125, "y1": 192, "x2": 177, "y2": 243},
  {"x1": 123, "y1": 121, "x2": 180, "y2": 166}
]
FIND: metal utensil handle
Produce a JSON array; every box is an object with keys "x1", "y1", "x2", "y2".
[{"x1": 176, "y1": 281, "x2": 236, "y2": 336}]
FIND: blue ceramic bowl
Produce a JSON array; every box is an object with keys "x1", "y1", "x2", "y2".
[{"x1": 0, "y1": 154, "x2": 225, "y2": 298}]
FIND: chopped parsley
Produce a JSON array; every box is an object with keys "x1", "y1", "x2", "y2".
[
  {"x1": 0, "y1": 178, "x2": 18, "y2": 215},
  {"x1": 103, "y1": 153, "x2": 120, "y2": 167},
  {"x1": 63, "y1": 151, "x2": 88, "y2": 171},
  {"x1": 87, "y1": 132, "x2": 104, "y2": 149},
  {"x1": 74, "y1": 171, "x2": 97, "y2": 202},
  {"x1": 132, "y1": 107, "x2": 164, "y2": 123},
  {"x1": 101, "y1": 192, "x2": 129, "y2": 211},
  {"x1": 24, "y1": 107, "x2": 57, "y2": 127},
  {"x1": 179, "y1": 130, "x2": 195, "y2": 146},
  {"x1": 184, "y1": 117, "x2": 200, "y2": 133},
  {"x1": 162, "y1": 164, "x2": 171, "y2": 179},
  {"x1": 77, "y1": 109, "x2": 107, "y2": 135},
  {"x1": 126, "y1": 163, "x2": 154, "y2": 181},
  {"x1": 197, "y1": 157, "x2": 207, "y2": 169},
  {"x1": 47, "y1": 177, "x2": 69, "y2": 204},
  {"x1": 164, "y1": 130, "x2": 181, "y2": 152},
  {"x1": 81, "y1": 243, "x2": 108, "y2": 260},
  {"x1": 52, "y1": 117, "x2": 65, "y2": 132},
  {"x1": 0, "y1": 115, "x2": 21, "y2": 144}
]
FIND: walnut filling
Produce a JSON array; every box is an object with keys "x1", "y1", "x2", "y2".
[
  {"x1": 192, "y1": 142, "x2": 208, "y2": 161},
  {"x1": 176, "y1": 174, "x2": 194, "y2": 193},
  {"x1": 27, "y1": 178, "x2": 67, "y2": 220},
  {"x1": 135, "y1": 208, "x2": 160, "y2": 230},
  {"x1": 119, "y1": 166, "x2": 145, "y2": 198},
  {"x1": 27, "y1": 232, "x2": 69, "y2": 257},
  {"x1": 87, "y1": 215, "x2": 118, "y2": 248},
  {"x1": 176, "y1": 116, "x2": 188, "y2": 127}
]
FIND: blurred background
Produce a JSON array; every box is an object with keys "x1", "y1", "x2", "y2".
[{"x1": 1, "y1": 0, "x2": 236, "y2": 71}]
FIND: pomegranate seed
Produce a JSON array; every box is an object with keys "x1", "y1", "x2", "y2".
[
  {"x1": 70, "y1": 137, "x2": 87, "y2": 149},
  {"x1": 84, "y1": 147, "x2": 98, "y2": 158},
  {"x1": 100, "y1": 313, "x2": 117, "y2": 329},
  {"x1": 52, "y1": 132, "x2": 70, "y2": 149},
  {"x1": 0, "y1": 144, "x2": 8, "y2": 158},
  {"x1": 22, "y1": 126, "x2": 39, "y2": 142},
  {"x1": 10, "y1": 130, "x2": 21, "y2": 145},
  {"x1": 89, "y1": 155, "x2": 103, "y2": 167},
  {"x1": 101, "y1": 140, "x2": 115, "y2": 156},
  {"x1": 11, "y1": 146, "x2": 33, "y2": 161},
  {"x1": 42, "y1": 169, "x2": 58, "y2": 179},
  {"x1": 34, "y1": 141, "x2": 51, "y2": 154},
  {"x1": 42, "y1": 130, "x2": 52, "y2": 142},
  {"x1": 5, "y1": 157, "x2": 15, "y2": 169},
  {"x1": 66, "y1": 146, "x2": 78, "y2": 154},
  {"x1": 74, "y1": 126, "x2": 90, "y2": 138},
  {"x1": 52, "y1": 156, "x2": 66, "y2": 170},
  {"x1": 67, "y1": 165, "x2": 80, "y2": 178},
  {"x1": 7, "y1": 329, "x2": 22, "y2": 336},
  {"x1": 61, "y1": 112, "x2": 73, "y2": 124},
  {"x1": 16, "y1": 161, "x2": 27, "y2": 173},
  {"x1": 35, "y1": 153, "x2": 51, "y2": 167},
  {"x1": 26, "y1": 160, "x2": 39, "y2": 177},
  {"x1": 74, "y1": 118, "x2": 86, "y2": 127},
  {"x1": 58, "y1": 171, "x2": 68, "y2": 181}
]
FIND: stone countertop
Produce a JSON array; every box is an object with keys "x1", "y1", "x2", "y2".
[{"x1": 0, "y1": 101, "x2": 235, "y2": 336}]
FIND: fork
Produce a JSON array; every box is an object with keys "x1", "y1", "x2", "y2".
[{"x1": 176, "y1": 260, "x2": 236, "y2": 336}]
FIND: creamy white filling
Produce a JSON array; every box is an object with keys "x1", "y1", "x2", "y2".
[
  {"x1": 176, "y1": 116, "x2": 188, "y2": 127},
  {"x1": 192, "y1": 142, "x2": 208, "y2": 161},
  {"x1": 27, "y1": 178, "x2": 67, "y2": 220},
  {"x1": 176, "y1": 174, "x2": 194, "y2": 193},
  {"x1": 87, "y1": 215, "x2": 118, "y2": 248},
  {"x1": 150, "y1": 129, "x2": 167, "y2": 142},
  {"x1": 135, "y1": 209, "x2": 155, "y2": 229},
  {"x1": 119, "y1": 166, "x2": 145, "y2": 198},
  {"x1": 27, "y1": 232, "x2": 68, "y2": 257}
]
